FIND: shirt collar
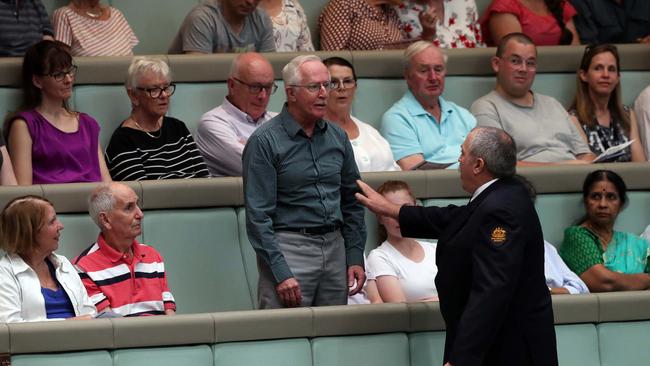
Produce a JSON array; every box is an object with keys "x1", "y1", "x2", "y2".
[
  {"x1": 470, "y1": 178, "x2": 499, "y2": 202},
  {"x1": 404, "y1": 90, "x2": 453, "y2": 122},
  {"x1": 97, "y1": 233, "x2": 142, "y2": 263},
  {"x1": 6, "y1": 252, "x2": 69, "y2": 274},
  {"x1": 222, "y1": 97, "x2": 268, "y2": 125},
  {"x1": 279, "y1": 103, "x2": 327, "y2": 138}
]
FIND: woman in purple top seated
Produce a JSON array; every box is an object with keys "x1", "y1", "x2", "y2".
[{"x1": 5, "y1": 40, "x2": 111, "y2": 185}]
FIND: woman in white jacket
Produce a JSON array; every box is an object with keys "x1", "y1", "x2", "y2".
[{"x1": 0, "y1": 196, "x2": 96, "y2": 322}]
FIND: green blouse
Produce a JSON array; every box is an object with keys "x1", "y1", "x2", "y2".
[{"x1": 560, "y1": 226, "x2": 650, "y2": 276}]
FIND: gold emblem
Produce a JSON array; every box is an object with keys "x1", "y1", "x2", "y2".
[{"x1": 490, "y1": 227, "x2": 507, "y2": 244}]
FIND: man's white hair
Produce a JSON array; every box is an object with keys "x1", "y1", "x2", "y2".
[
  {"x1": 404, "y1": 40, "x2": 448, "y2": 70},
  {"x1": 282, "y1": 55, "x2": 322, "y2": 86}
]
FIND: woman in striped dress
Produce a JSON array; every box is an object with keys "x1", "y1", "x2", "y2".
[{"x1": 52, "y1": 0, "x2": 138, "y2": 56}]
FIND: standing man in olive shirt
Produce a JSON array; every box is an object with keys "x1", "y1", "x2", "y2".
[{"x1": 243, "y1": 55, "x2": 366, "y2": 309}]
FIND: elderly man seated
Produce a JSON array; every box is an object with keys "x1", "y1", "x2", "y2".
[
  {"x1": 73, "y1": 182, "x2": 175, "y2": 317},
  {"x1": 381, "y1": 41, "x2": 476, "y2": 170}
]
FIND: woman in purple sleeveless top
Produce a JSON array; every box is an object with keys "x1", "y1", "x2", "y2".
[{"x1": 5, "y1": 40, "x2": 111, "y2": 185}]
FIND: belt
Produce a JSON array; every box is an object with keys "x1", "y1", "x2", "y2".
[{"x1": 281, "y1": 225, "x2": 340, "y2": 235}]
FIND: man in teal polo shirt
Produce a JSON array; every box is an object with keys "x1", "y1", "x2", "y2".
[{"x1": 381, "y1": 41, "x2": 476, "y2": 170}]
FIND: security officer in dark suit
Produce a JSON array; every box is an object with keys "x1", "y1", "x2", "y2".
[{"x1": 356, "y1": 126, "x2": 557, "y2": 366}]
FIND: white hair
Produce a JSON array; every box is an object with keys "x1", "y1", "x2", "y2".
[
  {"x1": 125, "y1": 56, "x2": 171, "y2": 89},
  {"x1": 282, "y1": 55, "x2": 322, "y2": 85},
  {"x1": 404, "y1": 41, "x2": 448, "y2": 70},
  {"x1": 88, "y1": 183, "x2": 117, "y2": 229}
]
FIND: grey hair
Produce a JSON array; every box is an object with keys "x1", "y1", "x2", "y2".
[
  {"x1": 88, "y1": 183, "x2": 117, "y2": 228},
  {"x1": 125, "y1": 56, "x2": 171, "y2": 89},
  {"x1": 468, "y1": 127, "x2": 517, "y2": 178},
  {"x1": 404, "y1": 40, "x2": 448, "y2": 70},
  {"x1": 282, "y1": 55, "x2": 322, "y2": 85}
]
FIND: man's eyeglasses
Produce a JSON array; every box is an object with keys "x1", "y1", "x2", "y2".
[
  {"x1": 289, "y1": 81, "x2": 335, "y2": 93},
  {"x1": 503, "y1": 55, "x2": 537, "y2": 70},
  {"x1": 232, "y1": 77, "x2": 278, "y2": 95},
  {"x1": 330, "y1": 77, "x2": 356, "y2": 90},
  {"x1": 45, "y1": 65, "x2": 78, "y2": 82},
  {"x1": 136, "y1": 83, "x2": 176, "y2": 98}
]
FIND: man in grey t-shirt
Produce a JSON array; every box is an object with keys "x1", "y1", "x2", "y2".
[
  {"x1": 471, "y1": 33, "x2": 595, "y2": 165},
  {"x1": 169, "y1": 0, "x2": 275, "y2": 54}
]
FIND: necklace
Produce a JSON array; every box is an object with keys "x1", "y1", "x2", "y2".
[
  {"x1": 585, "y1": 223, "x2": 613, "y2": 249},
  {"x1": 131, "y1": 116, "x2": 162, "y2": 139},
  {"x1": 85, "y1": 8, "x2": 103, "y2": 18}
]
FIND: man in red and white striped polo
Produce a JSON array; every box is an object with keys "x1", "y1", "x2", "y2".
[{"x1": 73, "y1": 182, "x2": 176, "y2": 317}]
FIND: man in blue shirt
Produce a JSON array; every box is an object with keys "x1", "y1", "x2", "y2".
[
  {"x1": 242, "y1": 55, "x2": 366, "y2": 309},
  {"x1": 381, "y1": 41, "x2": 476, "y2": 170}
]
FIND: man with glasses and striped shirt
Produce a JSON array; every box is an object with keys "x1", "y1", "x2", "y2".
[
  {"x1": 243, "y1": 55, "x2": 367, "y2": 309},
  {"x1": 196, "y1": 52, "x2": 278, "y2": 177}
]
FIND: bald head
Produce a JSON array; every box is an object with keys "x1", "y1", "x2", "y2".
[{"x1": 227, "y1": 52, "x2": 275, "y2": 120}]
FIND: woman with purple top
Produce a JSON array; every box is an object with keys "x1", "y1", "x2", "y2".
[{"x1": 5, "y1": 40, "x2": 111, "y2": 185}]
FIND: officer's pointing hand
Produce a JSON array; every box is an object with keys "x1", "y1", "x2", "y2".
[{"x1": 355, "y1": 180, "x2": 401, "y2": 219}]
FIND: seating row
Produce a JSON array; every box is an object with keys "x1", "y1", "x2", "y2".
[
  {"x1": 1, "y1": 46, "x2": 649, "y2": 151},
  {"x1": 40, "y1": 0, "x2": 496, "y2": 54},
  {"x1": 0, "y1": 164, "x2": 648, "y2": 314},
  {"x1": 2, "y1": 292, "x2": 650, "y2": 366}
]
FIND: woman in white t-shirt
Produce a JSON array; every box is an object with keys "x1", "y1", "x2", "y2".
[
  {"x1": 323, "y1": 57, "x2": 400, "y2": 172},
  {"x1": 367, "y1": 180, "x2": 438, "y2": 302}
]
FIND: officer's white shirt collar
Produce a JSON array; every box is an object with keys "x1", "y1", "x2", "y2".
[{"x1": 470, "y1": 178, "x2": 499, "y2": 202}]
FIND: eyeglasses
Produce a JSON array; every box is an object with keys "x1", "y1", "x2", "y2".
[
  {"x1": 289, "y1": 81, "x2": 335, "y2": 93},
  {"x1": 45, "y1": 65, "x2": 78, "y2": 82},
  {"x1": 136, "y1": 83, "x2": 176, "y2": 98},
  {"x1": 503, "y1": 55, "x2": 537, "y2": 70},
  {"x1": 330, "y1": 77, "x2": 356, "y2": 90},
  {"x1": 232, "y1": 77, "x2": 278, "y2": 95}
]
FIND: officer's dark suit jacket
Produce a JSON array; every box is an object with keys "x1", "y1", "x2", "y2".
[{"x1": 400, "y1": 178, "x2": 557, "y2": 366}]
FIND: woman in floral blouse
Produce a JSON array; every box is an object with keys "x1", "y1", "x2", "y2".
[
  {"x1": 394, "y1": 0, "x2": 485, "y2": 48},
  {"x1": 258, "y1": 0, "x2": 314, "y2": 51}
]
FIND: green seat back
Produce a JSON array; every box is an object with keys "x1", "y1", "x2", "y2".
[
  {"x1": 12, "y1": 350, "x2": 112, "y2": 366},
  {"x1": 555, "y1": 324, "x2": 600, "y2": 366},
  {"x1": 409, "y1": 331, "x2": 446, "y2": 366},
  {"x1": 112, "y1": 345, "x2": 212, "y2": 366},
  {"x1": 312, "y1": 333, "x2": 409, "y2": 366},
  {"x1": 213, "y1": 339, "x2": 312, "y2": 366},
  {"x1": 142, "y1": 208, "x2": 254, "y2": 313}
]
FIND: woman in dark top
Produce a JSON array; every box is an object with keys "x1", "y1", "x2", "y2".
[
  {"x1": 569, "y1": 44, "x2": 646, "y2": 162},
  {"x1": 105, "y1": 57, "x2": 209, "y2": 181}
]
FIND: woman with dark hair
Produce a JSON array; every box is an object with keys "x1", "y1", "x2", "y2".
[
  {"x1": 569, "y1": 44, "x2": 646, "y2": 162},
  {"x1": 367, "y1": 180, "x2": 438, "y2": 302},
  {"x1": 0, "y1": 196, "x2": 95, "y2": 322},
  {"x1": 560, "y1": 170, "x2": 650, "y2": 292},
  {"x1": 481, "y1": 0, "x2": 580, "y2": 46},
  {"x1": 323, "y1": 57, "x2": 399, "y2": 172},
  {"x1": 5, "y1": 40, "x2": 111, "y2": 185}
]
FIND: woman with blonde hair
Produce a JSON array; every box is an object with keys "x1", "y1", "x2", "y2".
[
  {"x1": 52, "y1": 0, "x2": 138, "y2": 56},
  {"x1": 367, "y1": 180, "x2": 438, "y2": 302},
  {"x1": 0, "y1": 196, "x2": 96, "y2": 322}
]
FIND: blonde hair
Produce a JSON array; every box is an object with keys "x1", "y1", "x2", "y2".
[
  {"x1": 404, "y1": 41, "x2": 447, "y2": 70},
  {"x1": 376, "y1": 181, "x2": 416, "y2": 242},
  {"x1": 0, "y1": 196, "x2": 53, "y2": 255}
]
